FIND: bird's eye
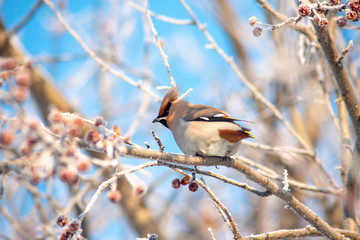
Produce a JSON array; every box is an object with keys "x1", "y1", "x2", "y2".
[{"x1": 162, "y1": 102, "x2": 172, "y2": 117}]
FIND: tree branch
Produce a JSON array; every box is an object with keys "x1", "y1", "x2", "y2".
[{"x1": 85, "y1": 142, "x2": 348, "y2": 240}]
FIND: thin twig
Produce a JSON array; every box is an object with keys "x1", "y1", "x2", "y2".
[
  {"x1": 8, "y1": 0, "x2": 43, "y2": 36},
  {"x1": 125, "y1": 0, "x2": 193, "y2": 25},
  {"x1": 42, "y1": 0, "x2": 161, "y2": 101},
  {"x1": 143, "y1": 0, "x2": 176, "y2": 87},
  {"x1": 151, "y1": 130, "x2": 165, "y2": 152},
  {"x1": 242, "y1": 141, "x2": 312, "y2": 156},
  {"x1": 172, "y1": 168, "x2": 242, "y2": 239},
  {"x1": 336, "y1": 40, "x2": 354, "y2": 66},
  {"x1": 242, "y1": 226, "x2": 359, "y2": 240},
  {"x1": 77, "y1": 161, "x2": 158, "y2": 221}
]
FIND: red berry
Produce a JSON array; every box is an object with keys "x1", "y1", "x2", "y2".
[
  {"x1": 15, "y1": 68, "x2": 32, "y2": 87},
  {"x1": 94, "y1": 116, "x2": 104, "y2": 127},
  {"x1": 1, "y1": 71, "x2": 7, "y2": 80},
  {"x1": 319, "y1": 17, "x2": 329, "y2": 27},
  {"x1": 0, "y1": 59, "x2": 17, "y2": 70},
  {"x1": 57, "y1": 215, "x2": 69, "y2": 227},
  {"x1": 72, "y1": 116, "x2": 84, "y2": 128},
  {"x1": 49, "y1": 110, "x2": 63, "y2": 123},
  {"x1": 298, "y1": 4, "x2": 311, "y2": 17},
  {"x1": 349, "y1": 0, "x2": 360, "y2": 11},
  {"x1": 181, "y1": 175, "x2": 190, "y2": 185},
  {"x1": 68, "y1": 220, "x2": 80, "y2": 233},
  {"x1": 345, "y1": 10, "x2": 359, "y2": 21},
  {"x1": 329, "y1": 0, "x2": 340, "y2": 5},
  {"x1": 108, "y1": 190, "x2": 122, "y2": 203},
  {"x1": 188, "y1": 182, "x2": 199, "y2": 192},
  {"x1": 65, "y1": 145, "x2": 77, "y2": 157},
  {"x1": 51, "y1": 125, "x2": 62, "y2": 134},
  {"x1": 133, "y1": 183, "x2": 147, "y2": 197},
  {"x1": 59, "y1": 167, "x2": 78, "y2": 184},
  {"x1": 12, "y1": 86, "x2": 27, "y2": 103},
  {"x1": 59, "y1": 229, "x2": 71, "y2": 240},
  {"x1": 86, "y1": 130, "x2": 101, "y2": 143},
  {"x1": 253, "y1": 27, "x2": 262, "y2": 37},
  {"x1": 29, "y1": 120, "x2": 39, "y2": 130},
  {"x1": 337, "y1": 17, "x2": 347, "y2": 27},
  {"x1": 0, "y1": 130, "x2": 14, "y2": 145},
  {"x1": 172, "y1": 178, "x2": 181, "y2": 189},
  {"x1": 67, "y1": 128, "x2": 80, "y2": 138},
  {"x1": 30, "y1": 174, "x2": 41, "y2": 185},
  {"x1": 20, "y1": 142, "x2": 32, "y2": 155},
  {"x1": 77, "y1": 158, "x2": 90, "y2": 172}
]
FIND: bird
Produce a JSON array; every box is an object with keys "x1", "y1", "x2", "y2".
[{"x1": 152, "y1": 87, "x2": 255, "y2": 157}]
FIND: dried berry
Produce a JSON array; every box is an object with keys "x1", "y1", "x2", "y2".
[
  {"x1": 188, "y1": 182, "x2": 199, "y2": 192},
  {"x1": 181, "y1": 175, "x2": 191, "y2": 185},
  {"x1": 94, "y1": 116, "x2": 104, "y2": 127},
  {"x1": 57, "y1": 215, "x2": 69, "y2": 227},
  {"x1": 345, "y1": 10, "x2": 360, "y2": 21},
  {"x1": 86, "y1": 130, "x2": 101, "y2": 143},
  {"x1": 171, "y1": 178, "x2": 181, "y2": 189},
  {"x1": 59, "y1": 167, "x2": 78, "y2": 184},
  {"x1": 133, "y1": 182, "x2": 147, "y2": 197},
  {"x1": 253, "y1": 27, "x2": 262, "y2": 37},
  {"x1": 20, "y1": 142, "x2": 32, "y2": 155},
  {"x1": 318, "y1": 17, "x2": 329, "y2": 27},
  {"x1": 51, "y1": 124, "x2": 62, "y2": 134},
  {"x1": 329, "y1": 0, "x2": 340, "y2": 5},
  {"x1": 68, "y1": 220, "x2": 80, "y2": 233},
  {"x1": 30, "y1": 174, "x2": 41, "y2": 185},
  {"x1": 59, "y1": 229, "x2": 72, "y2": 240},
  {"x1": 12, "y1": 86, "x2": 27, "y2": 103},
  {"x1": 67, "y1": 128, "x2": 80, "y2": 138},
  {"x1": 77, "y1": 158, "x2": 91, "y2": 172},
  {"x1": 349, "y1": 0, "x2": 360, "y2": 11},
  {"x1": 15, "y1": 68, "x2": 32, "y2": 87},
  {"x1": 65, "y1": 145, "x2": 78, "y2": 157},
  {"x1": 29, "y1": 120, "x2": 39, "y2": 130},
  {"x1": 248, "y1": 16, "x2": 257, "y2": 26},
  {"x1": 0, "y1": 130, "x2": 14, "y2": 146},
  {"x1": 336, "y1": 16, "x2": 347, "y2": 27},
  {"x1": 108, "y1": 190, "x2": 122, "y2": 203},
  {"x1": 1, "y1": 71, "x2": 7, "y2": 80},
  {"x1": 72, "y1": 116, "x2": 84, "y2": 129},
  {"x1": 49, "y1": 110, "x2": 63, "y2": 123},
  {"x1": 298, "y1": 4, "x2": 311, "y2": 17},
  {"x1": 0, "y1": 59, "x2": 17, "y2": 71}
]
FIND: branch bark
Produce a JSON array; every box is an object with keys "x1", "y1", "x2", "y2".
[
  {"x1": 117, "y1": 146, "x2": 347, "y2": 239},
  {"x1": 313, "y1": 25, "x2": 360, "y2": 145}
]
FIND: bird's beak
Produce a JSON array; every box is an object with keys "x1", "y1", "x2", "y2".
[
  {"x1": 152, "y1": 117, "x2": 161, "y2": 123},
  {"x1": 153, "y1": 116, "x2": 166, "y2": 123}
]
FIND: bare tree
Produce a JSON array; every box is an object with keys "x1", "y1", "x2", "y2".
[{"x1": 0, "y1": 0, "x2": 359, "y2": 239}]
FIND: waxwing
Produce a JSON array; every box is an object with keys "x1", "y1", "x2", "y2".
[{"x1": 153, "y1": 87, "x2": 255, "y2": 157}]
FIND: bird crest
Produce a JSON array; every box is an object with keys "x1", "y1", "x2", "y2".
[{"x1": 158, "y1": 87, "x2": 180, "y2": 116}]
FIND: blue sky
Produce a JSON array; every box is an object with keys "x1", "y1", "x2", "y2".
[{"x1": 1, "y1": 0, "x2": 357, "y2": 239}]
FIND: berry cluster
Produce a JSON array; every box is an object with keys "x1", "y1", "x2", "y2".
[
  {"x1": 249, "y1": 0, "x2": 360, "y2": 35},
  {"x1": 0, "y1": 58, "x2": 32, "y2": 104},
  {"x1": 172, "y1": 176, "x2": 199, "y2": 192},
  {"x1": 57, "y1": 216, "x2": 81, "y2": 240},
  {"x1": 298, "y1": 0, "x2": 360, "y2": 28}
]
